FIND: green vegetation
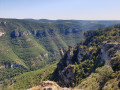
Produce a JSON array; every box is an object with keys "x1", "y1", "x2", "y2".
[
  {"x1": 75, "y1": 60, "x2": 94, "y2": 85},
  {"x1": 1, "y1": 63, "x2": 57, "y2": 90},
  {"x1": 0, "y1": 19, "x2": 120, "y2": 89},
  {"x1": 76, "y1": 65, "x2": 114, "y2": 90},
  {"x1": 75, "y1": 25, "x2": 120, "y2": 89},
  {"x1": 13, "y1": 64, "x2": 56, "y2": 89},
  {"x1": 52, "y1": 24, "x2": 120, "y2": 90}
]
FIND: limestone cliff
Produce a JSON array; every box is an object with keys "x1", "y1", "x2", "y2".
[
  {"x1": 53, "y1": 40, "x2": 120, "y2": 88},
  {"x1": 101, "y1": 41, "x2": 120, "y2": 63},
  {"x1": 11, "y1": 30, "x2": 31, "y2": 38}
]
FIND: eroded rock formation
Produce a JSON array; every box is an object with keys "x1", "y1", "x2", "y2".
[
  {"x1": 28, "y1": 81, "x2": 74, "y2": 90},
  {"x1": 11, "y1": 30, "x2": 31, "y2": 38}
]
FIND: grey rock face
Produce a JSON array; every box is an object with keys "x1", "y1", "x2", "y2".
[
  {"x1": 11, "y1": 30, "x2": 31, "y2": 38},
  {"x1": 65, "y1": 28, "x2": 81, "y2": 35},
  {"x1": 19, "y1": 31, "x2": 31, "y2": 36},
  {"x1": 32, "y1": 30, "x2": 37, "y2": 35},
  {"x1": 36, "y1": 30, "x2": 46, "y2": 36},
  {"x1": 65, "y1": 29, "x2": 72, "y2": 34},
  {"x1": 100, "y1": 41, "x2": 120, "y2": 63},
  {"x1": 77, "y1": 48, "x2": 84, "y2": 64},
  {"x1": 0, "y1": 21, "x2": 7, "y2": 24},
  {"x1": 11, "y1": 30, "x2": 19, "y2": 38},
  {"x1": 49, "y1": 29, "x2": 55, "y2": 33},
  {"x1": 72, "y1": 29, "x2": 80, "y2": 33},
  {"x1": 3, "y1": 63, "x2": 24, "y2": 69},
  {"x1": 5, "y1": 63, "x2": 11, "y2": 68},
  {"x1": 58, "y1": 46, "x2": 73, "y2": 69},
  {"x1": 55, "y1": 41, "x2": 120, "y2": 87},
  {"x1": 59, "y1": 66, "x2": 75, "y2": 86},
  {"x1": 56, "y1": 46, "x2": 75, "y2": 86},
  {"x1": 11, "y1": 63, "x2": 24, "y2": 68}
]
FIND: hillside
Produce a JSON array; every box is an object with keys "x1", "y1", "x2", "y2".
[
  {"x1": 2, "y1": 24, "x2": 120, "y2": 90},
  {"x1": 1, "y1": 19, "x2": 119, "y2": 70},
  {"x1": 51, "y1": 24, "x2": 120, "y2": 90},
  {"x1": 0, "y1": 19, "x2": 84, "y2": 70},
  {"x1": 1, "y1": 19, "x2": 120, "y2": 89}
]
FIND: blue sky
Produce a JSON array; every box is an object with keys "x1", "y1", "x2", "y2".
[{"x1": 0, "y1": 0, "x2": 120, "y2": 20}]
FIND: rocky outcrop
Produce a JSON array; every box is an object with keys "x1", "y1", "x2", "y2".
[
  {"x1": 100, "y1": 41, "x2": 120, "y2": 63},
  {"x1": 60, "y1": 65, "x2": 75, "y2": 86},
  {"x1": 33, "y1": 29, "x2": 55, "y2": 36},
  {"x1": 65, "y1": 29, "x2": 72, "y2": 34},
  {"x1": 55, "y1": 46, "x2": 76, "y2": 86},
  {"x1": 1, "y1": 63, "x2": 24, "y2": 69},
  {"x1": 0, "y1": 32, "x2": 5, "y2": 37},
  {"x1": 58, "y1": 46, "x2": 73, "y2": 69},
  {"x1": 36, "y1": 30, "x2": 46, "y2": 37},
  {"x1": 72, "y1": 29, "x2": 81, "y2": 33},
  {"x1": 77, "y1": 47, "x2": 84, "y2": 64},
  {"x1": 11, "y1": 30, "x2": 19, "y2": 37},
  {"x1": 49, "y1": 29, "x2": 55, "y2": 33},
  {"x1": 65, "y1": 28, "x2": 81, "y2": 34},
  {"x1": 76, "y1": 46, "x2": 94, "y2": 64},
  {"x1": 19, "y1": 31, "x2": 31, "y2": 36},
  {"x1": 32, "y1": 30, "x2": 37, "y2": 35},
  {"x1": 54, "y1": 41, "x2": 120, "y2": 87},
  {"x1": 11, "y1": 63, "x2": 24, "y2": 68},
  {"x1": 0, "y1": 21, "x2": 7, "y2": 24},
  {"x1": 55, "y1": 45, "x2": 89, "y2": 86},
  {"x1": 28, "y1": 81, "x2": 74, "y2": 90},
  {"x1": 11, "y1": 30, "x2": 31, "y2": 38}
]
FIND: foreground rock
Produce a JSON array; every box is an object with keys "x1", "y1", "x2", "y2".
[{"x1": 28, "y1": 81, "x2": 79, "y2": 90}]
